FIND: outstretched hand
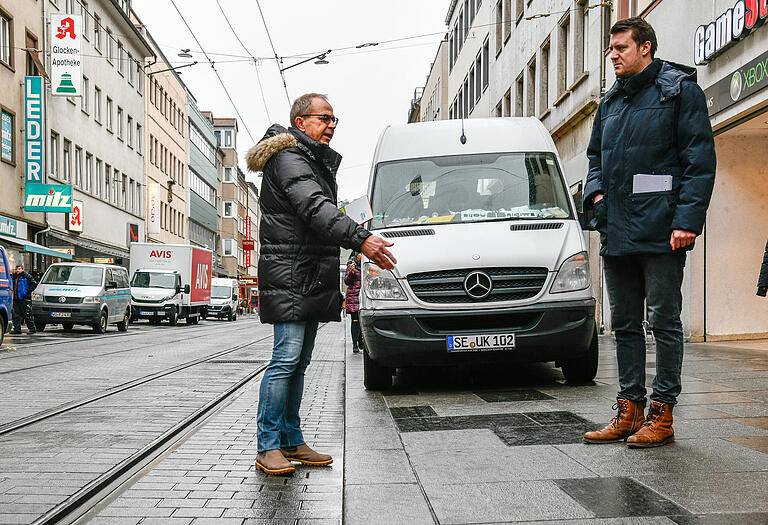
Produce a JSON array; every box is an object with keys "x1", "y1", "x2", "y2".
[{"x1": 361, "y1": 236, "x2": 397, "y2": 270}]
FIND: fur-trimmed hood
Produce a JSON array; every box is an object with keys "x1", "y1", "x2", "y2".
[{"x1": 246, "y1": 124, "x2": 297, "y2": 172}]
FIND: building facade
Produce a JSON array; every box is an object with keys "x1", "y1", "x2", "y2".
[{"x1": 213, "y1": 117, "x2": 242, "y2": 278}]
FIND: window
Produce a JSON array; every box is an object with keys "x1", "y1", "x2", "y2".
[
  {"x1": 93, "y1": 13, "x2": 101, "y2": 51},
  {"x1": 1, "y1": 110, "x2": 13, "y2": 164},
  {"x1": 495, "y1": 1, "x2": 503, "y2": 55},
  {"x1": 540, "y1": 40, "x2": 550, "y2": 113},
  {"x1": 93, "y1": 86, "x2": 101, "y2": 122},
  {"x1": 527, "y1": 56, "x2": 536, "y2": 117},
  {"x1": 223, "y1": 200, "x2": 236, "y2": 218},
  {"x1": 85, "y1": 153, "x2": 92, "y2": 192},
  {"x1": 81, "y1": 1, "x2": 89, "y2": 37},
  {"x1": 223, "y1": 238, "x2": 235, "y2": 257},
  {"x1": 127, "y1": 53, "x2": 134, "y2": 85},
  {"x1": 214, "y1": 130, "x2": 221, "y2": 146},
  {"x1": 617, "y1": 0, "x2": 637, "y2": 19},
  {"x1": 515, "y1": 73, "x2": 524, "y2": 116},
  {"x1": 104, "y1": 164, "x2": 111, "y2": 202},
  {"x1": 126, "y1": 115, "x2": 133, "y2": 148},
  {"x1": 482, "y1": 38, "x2": 490, "y2": 90},
  {"x1": 505, "y1": 0, "x2": 513, "y2": 38},
  {"x1": 95, "y1": 159, "x2": 102, "y2": 197},
  {"x1": 136, "y1": 62, "x2": 143, "y2": 95},
  {"x1": 495, "y1": 100, "x2": 503, "y2": 117},
  {"x1": 189, "y1": 169, "x2": 217, "y2": 206},
  {"x1": 106, "y1": 97, "x2": 113, "y2": 131},
  {"x1": 117, "y1": 107, "x2": 123, "y2": 140},
  {"x1": 63, "y1": 139, "x2": 71, "y2": 181},
  {"x1": 117, "y1": 42, "x2": 124, "y2": 75},
  {"x1": 574, "y1": 0, "x2": 587, "y2": 79},
  {"x1": 224, "y1": 130, "x2": 232, "y2": 147},
  {"x1": 136, "y1": 124, "x2": 142, "y2": 155},
  {"x1": 119, "y1": 172, "x2": 126, "y2": 209},
  {"x1": 74, "y1": 146, "x2": 83, "y2": 188},
  {"x1": 81, "y1": 76, "x2": 89, "y2": 113},
  {"x1": 106, "y1": 28, "x2": 113, "y2": 63},
  {"x1": 558, "y1": 14, "x2": 570, "y2": 96},
  {"x1": 190, "y1": 124, "x2": 216, "y2": 164},
  {"x1": 503, "y1": 88, "x2": 512, "y2": 117},
  {"x1": 463, "y1": 78, "x2": 469, "y2": 118},
  {"x1": 26, "y1": 33, "x2": 39, "y2": 76},
  {"x1": 50, "y1": 132, "x2": 59, "y2": 177},
  {"x1": 449, "y1": 33, "x2": 455, "y2": 69},
  {"x1": 515, "y1": 0, "x2": 524, "y2": 22},
  {"x1": 468, "y1": 68, "x2": 475, "y2": 113},
  {"x1": 0, "y1": 11, "x2": 11, "y2": 66},
  {"x1": 475, "y1": 54, "x2": 482, "y2": 101},
  {"x1": 128, "y1": 179, "x2": 134, "y2": 213}
]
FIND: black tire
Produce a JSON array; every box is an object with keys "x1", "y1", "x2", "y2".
[
  {"x1": 561, "y1": 326, "x2": 599, "y2": 382},
  {"x1": 363, "y1": 348, "x2": 393, "y2": 390},
  {"x1": 0, "y1": 317, "x2": 5, "y2": 346},
  {"x1": 117, "y1": 309, "x2": 129, "y2": 332},
  {"x1": 168, "y1": 306, "x2": 178, "y2": 326},
  {"x1": 233, "y1": 313, "x2": 237, "y2": 321},
  {"x1": 62, "y1": 323, "x2": 74, "y2": 332},
  {"x1": 189, "y1": 315, "x2": 199, "y2": 325},
  {"x1": 92, "y1": 311, "x2": 108, "y2": 334},
  {"x1": 36, "y1": 322, "x2": 46, "y2": 332}
]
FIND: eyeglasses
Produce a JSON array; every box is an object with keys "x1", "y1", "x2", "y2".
[{"x1": 300, "y1": 114, "x2": 339, "y2": 125}]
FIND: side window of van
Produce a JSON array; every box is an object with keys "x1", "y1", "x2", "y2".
[
  {"x1": 117, "y1": 269, "x2": 130, "y2": 288},
  {"x1": 105, "y1": 268, "x2": 115, "y2": 287},
  {"x1": 0, "y1": 255, "x2": 6, "y2": 280}
]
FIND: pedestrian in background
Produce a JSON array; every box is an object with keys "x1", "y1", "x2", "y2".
[
  {"x1": 247, "y1": 93, "x2": 397, "y2": 475},
  {"x1": 11, "y1": 264, "x2": 37, "y2": 335},
  {"x1": 582, "y1": 18, "x2": 716, "y2": 448},
  {"x1": 345, "y1": 252, "x2": 363, "y2": 353},
  {"x1": 757, "y1": 239, "x2": 768, "y2": 297}
]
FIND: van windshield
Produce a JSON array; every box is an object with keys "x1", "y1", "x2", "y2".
[
  {"x1": 212, "y1": 285, "x2": 232, "y2": 299},
  {"x1": 131, "y1": 271, "x2": 177, "y2": 289},
  {"x1": 370, "y1": 152, "x2": 572, "y2": 230},
  {"x1": 42, "y1": 265, "x2": 104, "y2": 286}
]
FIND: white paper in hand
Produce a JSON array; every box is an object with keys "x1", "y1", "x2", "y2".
[{"x1": 341, "y1": 196, "x2": 373, "y2": 225}]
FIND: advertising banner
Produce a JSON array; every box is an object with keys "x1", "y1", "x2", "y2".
[
  {"x1": 190, "y1": 248, "x2": 212, "y2": 303},
  {"x1": 1, "y1": 110, "x2": 12, "y2": 163},
  {"x1": 24, "y1": 184, "x2": 73, "y2": 212},
  {"x1": 67, "y1": 199, "x2": 83, "y2": 232},
  {"x1": 0, "y1": 214, "x2": 18, "y2": 237},
  {"x1": 704, "y1": 48, "x2": 768, "y2": 116},
  {"x1": 24, "y1": 76, "x2": 44, "y2": 184},
  {"x1": 147, "y1": 182, "x2": 160, "y2": 234},
  {"x1": 50, "y1": 14, "x2": 82, "y2": 97}
]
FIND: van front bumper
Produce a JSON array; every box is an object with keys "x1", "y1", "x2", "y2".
[
  {"x1": 359, "y1": 299, "x2": 595, "y2": 368},
  {"x1": 32, "y1": 303, "x2": 101, "y2": 324}
]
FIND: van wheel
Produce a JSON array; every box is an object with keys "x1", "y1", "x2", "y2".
[
  {"x1": 232, "y1": 313, "x2": 237, "y2": 321},
  {"x1": 36, "y1": 322, "x2": 46, "y2": 332},
  {"x1": 0, "y1": 317, "x2": 5, "y2": 346},
  {"x1": 117, "y1": 309, "x2": 130, "y2": 332},
  {"x1": 363, "y1": 349, "x2": 393, "y2": 390},
  {"x1": 92, "y1": 311, "x2": 108, "y2": 334},
  {"x1": 168, "y1": 306, "x2": 178, "y2": 326},
  {"x1": 62, "y1": 323, "x2": 74, "y2": 332},
  {"x1": 189, "y1": 315, "x2": 199, "y2": 325},
  {"x1": 561, "y1": 326, "x2": 599, "y2": 382}
]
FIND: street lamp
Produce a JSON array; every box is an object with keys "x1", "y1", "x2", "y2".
[
  {"x1": 178, "y1": 49, "x2": 193, "y2": 58},
  {"x1": 279, "y1": 50, "x2": 332, "y2": 73},
  {"x1": 148, "y1": 61, "x2": 198, "y2": 77}
]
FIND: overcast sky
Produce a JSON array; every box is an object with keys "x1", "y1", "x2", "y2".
[{"x1": 132, "y1": 0, "x2": 449, "y2": 201}]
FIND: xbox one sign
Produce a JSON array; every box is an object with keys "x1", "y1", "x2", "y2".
[
  {"x1": 694, "y1": 0, "x2": 768, "y2": 65},
  {"x1": 704, "y1": 48, "x2": 768, "y2": 115}
]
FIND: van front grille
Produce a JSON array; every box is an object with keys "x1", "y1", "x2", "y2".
[
  {"x1": 44, "y1": 296, "x2": 82, "y2": 304},
  {"x1": 417, "y1": 312, "x2": 541, "y2": 333},
  {"x1": 407, "y1": 267, "x2": 548, "y2": 304}
]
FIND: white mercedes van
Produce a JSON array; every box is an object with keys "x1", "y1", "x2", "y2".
[{"x1": 359, "y1": 118, "x2": 596, "y2": 389}]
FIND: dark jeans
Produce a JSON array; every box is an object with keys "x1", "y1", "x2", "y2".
[
  {"x1": 12, "y1": 299, "x2": 36, "y2": 333},
  {"x1": 349, "y1": 311, "x2": 362, "y2": 349},
  {"x1": 603, "y1": 251, "x2": 686, "y2": 405}
]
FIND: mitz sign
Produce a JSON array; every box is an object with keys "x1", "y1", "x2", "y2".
[
  {"x1": 694, "y1": 0, "x2": 768, "y2": 65},
  {"x1": 24, "y1": 184, "x2": 73, "y2": 212},
  {"x1": 50, "y1": 14, "x2": 82, "y2": 96}
]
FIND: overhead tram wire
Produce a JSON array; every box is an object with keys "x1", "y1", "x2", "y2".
[
  {"x1": 215, "y1": 0, "x2": 271, "y2": 123},
  {"x1": 254, "y1": 0, "x2": 292, "y2": 107},
  {"x1": 169, "y1": 0, "x2": 257, "y2": 144}
]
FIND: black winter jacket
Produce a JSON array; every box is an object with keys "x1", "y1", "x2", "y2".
[
  {"x1": 584, "y1": 59, "x2": 716, "y2": 256},
  {"x1": 247, "y1": 125, "x2": 371, "y2": 324}
]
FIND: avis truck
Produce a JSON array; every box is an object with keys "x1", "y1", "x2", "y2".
[{"x1": 129, "y1": 243, "x2": 212, "y2": 326}]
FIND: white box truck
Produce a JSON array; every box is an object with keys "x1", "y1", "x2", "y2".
[{"x1": 129, "y1": 243, "x2": 212, "y2": 326}]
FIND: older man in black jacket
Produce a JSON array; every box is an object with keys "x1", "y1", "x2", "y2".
[
  {"x1": 582, "y1": 18, "x2": 715, "y2": 448},
  {"x1": 247, "y1": 93, "x2": 396, "y2": 475}
]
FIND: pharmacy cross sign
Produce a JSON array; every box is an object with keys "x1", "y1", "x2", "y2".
[{"x1": 50, "y1": 14, "x2": 82, "y2": 96}]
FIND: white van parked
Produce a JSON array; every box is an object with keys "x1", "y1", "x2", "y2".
[
  {"x1": 208, "y1": 277, "x2": 239, "y2": 321},
  {"x1": 359, "y1": 118, "x2": 597, "y2": 389}
]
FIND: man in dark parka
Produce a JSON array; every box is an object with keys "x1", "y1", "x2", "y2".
[
  {"x1": 582, "y1": 18, "x2": 716, "y2": 448},
  {"x1": 247, "y1": 94, "x2": 396, "y2": 474}
]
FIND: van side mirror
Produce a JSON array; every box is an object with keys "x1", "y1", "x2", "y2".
[
  {"x1": 175, "y1": 283, "x2": 181, "y2": 294},
  {"x1": 184, "y1": 284, "x2": 191, "y2": 294}
]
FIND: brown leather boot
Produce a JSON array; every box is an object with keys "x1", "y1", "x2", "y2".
[
  {"x1": 627, "y1": 401, "x2": 675, "y2": 448},
  {"x1": 281, "y1": 444, "x2": 333, "y2": 466},
  {"x1": 256, "y1": 449, "x2": 296, "y2": 475},
  {"x1": 583, "y1": 399, "x2": 646, "y2": 444}
]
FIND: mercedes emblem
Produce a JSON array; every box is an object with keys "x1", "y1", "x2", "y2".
[{"x1": 463, "y1": 271, "x2": 493, "y2": 299}]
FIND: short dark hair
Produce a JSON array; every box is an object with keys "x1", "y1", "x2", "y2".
[
  {"x1": 289, "y1": 93, "x2": 329, "y2": 127},
  {"x1": 610, "y1": 17, "x2": 657, "y2": 58}
]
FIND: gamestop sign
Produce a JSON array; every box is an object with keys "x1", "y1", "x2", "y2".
[{"x1": 695, "y1": 0, "x2": 768, "y2": 65}]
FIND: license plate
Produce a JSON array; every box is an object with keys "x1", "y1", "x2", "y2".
[
  {"x1": 51, "y1": 312, "x2": 71, "y2": 318},
  {"x1": 447, "y1": 333, "x2": 516, "y2": 352},
  {"x1": 141, "y1": 311, "x2": 156, "y2": 316}
]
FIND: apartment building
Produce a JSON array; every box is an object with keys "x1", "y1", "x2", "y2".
[
  {"x1": 43, "y1": 0, "x2": 154, "y2": 267},
  {"x1": 213, "y1": 116, "x2": 244, "y2": 278}
]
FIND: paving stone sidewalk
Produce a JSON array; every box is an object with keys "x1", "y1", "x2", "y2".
[{"x1": 85, "y1": 321, "x2": 346, "y2": 525}]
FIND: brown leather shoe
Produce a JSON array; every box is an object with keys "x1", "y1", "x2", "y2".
[
  {"x1": 256, "y1": 449, "x2": 296, "y2": 475},
  {"x1": 583, "y1": 399, "x2": 646, "y2": 444},
  {"x1": 627, "y1": 401, "x2": 675, "y2": 448},
  {"x1": 281, "y1": 444, "x2": 333, "y2": 466}
]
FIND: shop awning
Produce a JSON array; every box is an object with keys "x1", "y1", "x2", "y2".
[
  {"x1": 47, "y1": 231, "x2": 129, "y2": 259},
  {"x1": 0, "y1": 235, "x2": 73, "y2": 259}
]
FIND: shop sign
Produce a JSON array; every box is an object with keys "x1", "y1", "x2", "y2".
[
  {"x1": 94, "y1": 257, "x2": 114, "y2": 264},
  {"x1": 147, "y1": 182, "x2": 160, "y2": 234},
  {"x1": 1, "y1": 110, "x2": 12, "y2": 163},
  {"x1": 0, "y1": 214, "x2": 18, "y2": 237},
  {"x1": 245, "y1": 250, "x2": 251, "y2": 267},
  {"x1": 67, "y1": 200, "x2": 83, "y2": 232},
  {"x1": 695, "y1": 0, "x2": 768, "y2": 65},
  {"x1": 24, "y1": 76, "x2": 44, "y2": 184},
  {"x1": 127, "y1": 223, "x2": 139, "y2": 245},
  {"x1": 50, "y1": 14, "x2": 82, "y2": 96},
  {"x1": 246, "y1": 216, "x2": 251, "y2": 239},
  {"x1": 242, "y1": 239, "x2": 254, "y2": 251},
  {"x1": 52, "y1": 247, "x2": 74, "y2": 255},
  {"x1": 704, "y1": 47, "x2": 768, "y2": 115},
  {"x1": 24, "y1": 184, "x2": 73, "y2": 212}
]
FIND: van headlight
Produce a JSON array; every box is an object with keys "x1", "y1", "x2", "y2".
[
  {"x1": 82, "y1": 296, "x2": 100, "y2": 303},
  {"x1": 551, "y1": 252, "x2": 590, "y2": 293},
  {"x1": 31, "y1": 292, "x2": 43, "y2": 302},
  {"x1": 363, "y1": 263, "x2": 407, "y2": 301}
]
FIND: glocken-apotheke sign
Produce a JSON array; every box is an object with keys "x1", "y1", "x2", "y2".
[
  {"x1": 704, "y1": 47, "x2": 768, "y2": 115},
  {"x1": 694, "y1": 0, "x2": 768, "y2": 65}
]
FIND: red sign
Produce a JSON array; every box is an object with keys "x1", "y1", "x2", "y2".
[
  {"x1": 246, "y1": 216, "x2": 251, "y2": 240},
  {"x1": 242, "y1": 239, "x2": 254, "y2": 251},
  {"x1": 245, "y1": 251, "x2": 251, "y2": 267},
  {"x1": 56, "y1": 17, "x2": 77, "y2": 40},
  {"x1": 190, "y1": 248, "x2": 212, "y2": 303}
]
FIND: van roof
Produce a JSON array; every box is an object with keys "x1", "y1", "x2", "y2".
[
  {"x1": 50, "y1": 262, "x2": 124, "y2": 270},
  {"x1": 374, "y1": 118, "x2": 557, "y2": 164}
]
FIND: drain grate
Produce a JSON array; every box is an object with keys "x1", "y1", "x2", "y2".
[{"x1": 208, "y1": 359, "x2": 265, "y2": 364}]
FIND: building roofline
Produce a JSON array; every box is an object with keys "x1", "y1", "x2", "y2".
[
  {"x1": 112, "y1": 1, "x2": 154, "y2": 57},
  {"x1": 445, "y1": 0, "x2": 459, "y2": 25}
]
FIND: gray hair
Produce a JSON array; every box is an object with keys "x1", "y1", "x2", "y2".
[{"x1": 289, "y1": 93, "x2": 329, "y2": 127}]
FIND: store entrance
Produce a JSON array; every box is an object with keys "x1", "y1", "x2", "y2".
[{"x1": 706, "y1": 112, "x2": 768, "y2": 339}]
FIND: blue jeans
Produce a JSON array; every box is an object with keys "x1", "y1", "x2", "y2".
[
  {"x1": 603, "y1": 252, "x2": 686, "y2": 405},
  {"x1": 257, "y1": 321, "x2": 319, "y2": 452}
]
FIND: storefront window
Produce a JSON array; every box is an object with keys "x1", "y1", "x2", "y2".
[{"x1": 1, "y1": 110, "x2": 13, "y2": 163}]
